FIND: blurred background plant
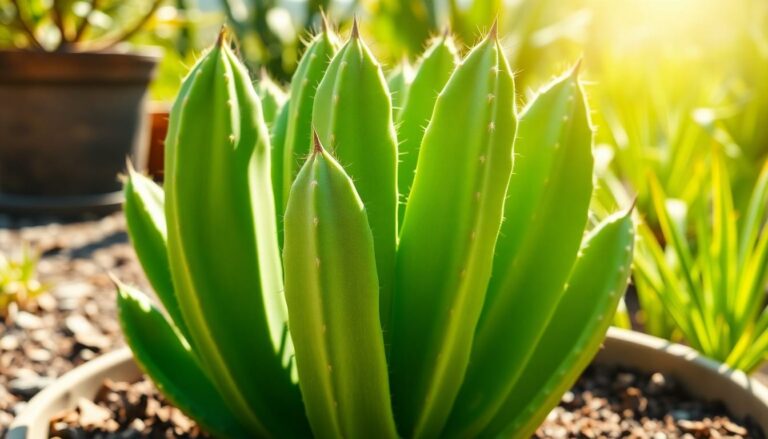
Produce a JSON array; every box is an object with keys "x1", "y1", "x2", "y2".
[
  {"x1": 0, "y1": 245, "x2": 45, "y2": 317},
  {"x1": 0, "y1": 0, "x2": 164, "y2": 51},
  {"x1": 586, "y1": 0, "x2": 768, "y2": 217},
  {"x1": 632, "y1": 155, "x2": 768, "y2": 373}
]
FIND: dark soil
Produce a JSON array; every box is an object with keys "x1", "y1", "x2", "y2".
[
  {"x1": 536, "y1": 364, "x2": 765, "y2": 438},
  {"x1": 49, "y1": 377, "x2": 210, "y2": 438}
]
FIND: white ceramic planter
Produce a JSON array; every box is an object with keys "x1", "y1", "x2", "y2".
[
  {"x1": 7, "y1": 348, "x2": 139, "y2": 439},
  {"x1": 9, "y1": 328, "x2": 768, "y2": 438}
]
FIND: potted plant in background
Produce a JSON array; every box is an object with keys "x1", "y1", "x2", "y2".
[{"x1": 0, "y1": 0, "x2": 163, "y2": 213}]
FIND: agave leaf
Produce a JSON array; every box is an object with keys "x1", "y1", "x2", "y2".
[
  {"x1": 256, "y1": 70, "x2": 288, "y2": 127},
  {"x1": 487, "y1": 208, "x2": 635, "y2": 438},
  {"x1": 282, "y1": 27, "x2": 339, "y2": 212},
  {"x1": 282, "y1": 135, "x2": 398, "y2": 439},
  {"x1": 312, "y1": 23, "x2": 399, "y2": 340},
  {"x1": 390, "y1": 27, "x2": 517, "y2": 438},
  {"x1": 123, "y1": 167, "x2": 188, "y2": 339},
  {"x1": 387, "y1": 60, "x2": 414, "y2": 118},
  {"x1": 396, "y1": 32, "x2": 458, "y2": 224},
  {"x1": 116, "y1": 282, "x2": 249, "y2": 439},
  {"x1": 448, "y1": 65, "x2": 593, "y2": 436},
  {"x1": 164, "y1": 37, "x2": 308, "y2": 437},
  {"x1": 271, "y1": 99, "x2": 291, "y2": 247}
]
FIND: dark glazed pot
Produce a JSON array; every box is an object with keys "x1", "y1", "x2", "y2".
[{"x1": 0, "y1": 49, "x2": 161, "y2": 214}]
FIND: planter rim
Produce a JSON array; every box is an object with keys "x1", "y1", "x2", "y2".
[
  {"x1": 0, "y1": 46, "x2": 163, "y2": 61},
  {"x1": 601, "y1": 327, "x2": 768, "y2": 430},
  {"x1": 7, "y1": 348, "x2": 135, "y2": 439},
  {"x1": 9, "y1": 330, "x2": 768, "y2": 438},
  {"x1": 607, "y1": 327, "x2": 768, "y2": 388},
  {"x1": 0, "y1": 46, "x2": 162, "y2": 83}
]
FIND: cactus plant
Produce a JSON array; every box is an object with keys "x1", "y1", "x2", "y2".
[{"x1": 117, "y1": 22, "x2": 635, "y2": 438}]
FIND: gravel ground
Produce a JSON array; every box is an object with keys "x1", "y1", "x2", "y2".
[{"x1": 0, "y1": 212, "x2": 149, "y2": 437}]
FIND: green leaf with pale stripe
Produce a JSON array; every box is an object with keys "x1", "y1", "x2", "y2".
[
  {"x1": 485, "y1": 208, "x2": 635, "y2": 438},
  {"x1": 312, "y1": 25, "x2": 399, "y2": 340},
  {"x1": 283, "y1": 138, "x2": 398, "y2": 439},
  {"x1": 390, "y1": 29, "x2": 517, "y2": 438},
  {"x1": 123, "y1": 167, "x2": 188, "y2": 339},
  {"x1": 448, "y1": 65, "x2": 593, "y2": 437},
  {"x1": 396, "y1": 33, "x2": 458, "y2": 225},
  {"x1": 164, "y1": 37, "x2": 308, "y2": 437},
  {"x1": 116, "y1": 282, "x2": 249, "y2": 439}
]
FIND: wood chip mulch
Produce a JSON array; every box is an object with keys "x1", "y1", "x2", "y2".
[
  {"x1": 0, "y1": 212, "x2": 150, "y2": 437},
  {"x1": 537, "y1": 364, "x2": 766, "y2": 438},
  {"x1": 49, "y1": 378, "x2": 210, "y2": 438}
]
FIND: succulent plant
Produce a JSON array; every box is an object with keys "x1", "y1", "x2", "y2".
[
  {"x1": 117, "y1": 22, "x2": 634, "y2": 438},
  {"x1": 0, "y1": 245, "x2": 45, "y2": 316}
]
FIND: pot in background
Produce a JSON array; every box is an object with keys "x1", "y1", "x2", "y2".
[
  {"x1": 146, "y1": 101, "x2": 170, "y2": 181},
  {"x1": 0, "y1": 49, "x2": 161, "y2": 214},
  {"x1": 8, "y1": 328, "x2": 768, "y2": 438}
]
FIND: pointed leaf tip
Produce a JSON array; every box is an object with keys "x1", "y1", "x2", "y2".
[
  {"x1": 216, "y1": 25, "x2": 227, "y2": 46},
  {"x1": 488, "y1": 18, "x2": 499, "y2": 40},
  {"x1": 312, "y1": 130, "x2": 324, "y2": 154},
  {"x1": 571, "y1": 58, "x2": 582, "y2": 77},
  {"x1": 351, "y1": 16, "x2": 360, "y2": 39},
  {"x1": 107, "y1": 272, "x2": 121, "y2": 289},
  {"x1": 628, "y1": 196, "x2": 638, "y2": 213},
  {"x1": 320, "y1": 10, "x2": 330, "y2": 33},
  {"x1": 125, "y1": 158, "x2": 136, "y2": 175}
]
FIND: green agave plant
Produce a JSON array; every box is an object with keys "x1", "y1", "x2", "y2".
[
  {"x1": 116, "y1": 21, "x2": 635, "y2": 438},
  {"x1": 634, "y1": 153, "x2": 768, "y2": 373}
]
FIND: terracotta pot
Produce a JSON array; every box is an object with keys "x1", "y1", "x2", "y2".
[
  {"x1": 8, "y1": 328, "x2": 768, "y2": 438},
  {"x1": 0, "y1": 49, "x2": 161, "y2": 214},
  {"x1": 146, "y1": 101, "x2": 170, "y2": 181}
]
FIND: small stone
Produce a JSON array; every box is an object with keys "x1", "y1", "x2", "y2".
[
  {"x1": 646, "y1": 372, "x2": 667, "y2": 395},
  {"x1": 65, "y1": 315, "x2": 110, "y2": 351},
  {"x1": 77, "y1": 397, "x2": 112, "y2": 429},
  {"x1": 65, "y1": 314, "x2": 95, "y2": 336},
  {"x1": 35, "y1": 293, "x2": 57, "y2": 312},
  {"x1": 0, "y1": 334, "x2": 19, "y2": 351},
  {"x1": 721, "y1": 420, "x2": 747, "y2": 436},
  {"x1": 26, "y1": 347, "x2": 52, "y2": 362},
  {"x1": 53, "y1": 281, "x2": 95, "y2": 300},
  {"x1": 14, "y1": 311, "x2": 43, "y2": 330},
  {"x1": 8, "y1": 374, "x2": 54, "y2": 399}
]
